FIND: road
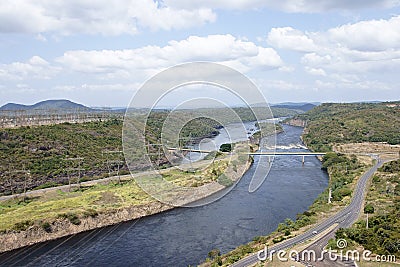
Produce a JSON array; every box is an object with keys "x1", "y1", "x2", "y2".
[{"x1": 230, "y1": 158, "x2": 387, "y2": 267}]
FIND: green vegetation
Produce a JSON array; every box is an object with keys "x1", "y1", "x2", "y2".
[
  {"x1": 0, "y1": 180, "x2": 152, "y2": 232},
  {"x1": 252, "y1": 122, "x2": 283, "y2": 140},
  {"x1": 233, "y1": 107, "x2": 300, "y2": 121},
  {"x1": 203, "y1": 151, "x2": 224, "y2": 160},
  {"x1": 58, "y1": 212, "x2": 81, "y2": 225},
  {"x1": 0, "y1": 116, "x2": 220, "y2": 195},
  {"x1": 40, "y1": 221, "x2": 52, "y2": 233},
  {"x1": 217, "y1": 173, "x2": 234, "y2": 187},
  {"x1": 301, "y1": 103, "x2": 400, "y2": 259},
  {"x1": 161, "y1": 159, "x2": 230, "y2": 187},
  {"x1": 364, "y1": 203, "x2": 375, "y2": 214},
  {"x1": 330, "y1": 159, "x2": 400, "y2": 258},
  {"x1": 379, "y1": 159, "x2": 400, "y2": 173},
  {"x1": 294, "y1": 102, "x2": 400, "y2": 151},
  {"x1": 321, "y1": 153, "x2": 365, "y2": 201},
  {"x1": 0, "y1": 119, "x2": 125, "y2": 195},
  {"x1": 219, "y1": 143, "x2": 233, "y2": 152}
]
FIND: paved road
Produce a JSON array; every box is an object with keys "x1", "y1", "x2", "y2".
[
  {"x1": 298, "y1": 228, "x2": 357, "y2": 267},
  {"x1": 230, "y1": 158, "x2": 387, "y2": 267}
]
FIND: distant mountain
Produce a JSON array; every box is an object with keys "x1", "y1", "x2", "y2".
[
  {"x1": 271, "y1": 103, "x2": 317, "y2": 112},
  {"x1": 272, "y1": 102, "x2": 321, "y2": 106},
  {"x1": 0, "y1": 100, "x2": 91, "y2": 111},
  {"x1": 0, "y1": 103, "x2": 27, "y2": 111}
]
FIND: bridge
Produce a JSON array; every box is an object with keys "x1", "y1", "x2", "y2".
[
  {"x1": 166, "y1": 147, "x2": 326, "y2": 165},
  {"x1": 247, "y1": 152, "x2": 326, "y2": 165}
]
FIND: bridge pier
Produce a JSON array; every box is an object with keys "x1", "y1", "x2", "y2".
[{"x1": 302, "y1": 156, "x2": 305, "y2": 166}]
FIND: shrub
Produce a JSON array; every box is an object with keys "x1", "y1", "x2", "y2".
[
  {"x1": 59, "y1": 212, "x2": 81, "y2": 225},
  {"x1": 217, "y1": 174, "x2": 233, "y2": 187},
  {"x1": 208, "y1": 248, "x2": 221, "y2": 259},
  {"x1": 83, "y1": 208, "x2": 98, "y2": 218},
  {"x1": 219, "y1": 143, "x2": 233, "y2": 152},
  {"x1": 12, "y1": 220, "x2": 34, "y2": 231},
  {"x1": 40, "y1": 221, "x2": 52, "y2": 233}
]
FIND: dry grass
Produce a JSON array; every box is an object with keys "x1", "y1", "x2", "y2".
[{"x1": 333, "y1": 142, "x2": 400, "y2": 161}]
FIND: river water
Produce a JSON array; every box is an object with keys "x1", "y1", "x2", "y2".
[{"x1": 0, "y1": 124, "x2": 328, "y2": 267}]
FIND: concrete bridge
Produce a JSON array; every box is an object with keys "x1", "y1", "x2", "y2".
[
  {"x1": 166, "y1": 147, "x2": 326, "y2": 165},
  {"x1": 247, "y1": 151, "x2": 326, "y2": 165}
]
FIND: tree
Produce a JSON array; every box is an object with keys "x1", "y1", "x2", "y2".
[
  {"x1": 208, "y1": 248, "x2": 221, "y2": 260},
  {"x1": 364, "y1": 204, "x2": 375, "y2": 214},
  {"x1": 219, "y1": 143, "x2": 232, "y2": 152},
  {"x1": 364, "y1": 203, "x2": 375, "y2": 229}
]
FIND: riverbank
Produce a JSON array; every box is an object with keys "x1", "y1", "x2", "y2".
[{"x1": 0, "y1": 142, "x2": 254, "y2": 253}]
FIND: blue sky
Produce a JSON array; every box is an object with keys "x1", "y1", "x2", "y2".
[{"x1": 0, "y1": 0, "x2": 400, "y2": 107}]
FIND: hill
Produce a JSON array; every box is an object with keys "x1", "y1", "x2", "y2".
[
  {"x1": 272, "y1": 103, "x2": 317, "y2": 112},
  {"x1": 0, "y1": 100, "x2": 90, "y2": 111},
  {"x1": 294, "y1": 102, "x2": 400, "y2": 151}
]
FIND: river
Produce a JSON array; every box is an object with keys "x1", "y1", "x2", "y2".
[{"x1": 0, "y1": 124, "x2": 328, "y2": 267}]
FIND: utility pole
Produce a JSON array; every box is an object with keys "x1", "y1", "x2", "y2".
[
  {"x1": 64, "y1": 157, "x2": 84, "y2": 191},
  {"x1": 188, "y1": 133, "x2": 194, "y2": 171},
  {"x1": 328, "y1": 166, "x2": 333, "y2": 204},
  {"x1": 145, "y1": 142, "x2": 165, "y2": 169},
  {"x1": 103, "y1": 150, "x2": 124, "y2": 183},
  {"x1": 10, "y1": 168, "x2": 31, "y2": 201},
  {"x1": 328, "y1": 187, "x2": 332, "y2": 204}
]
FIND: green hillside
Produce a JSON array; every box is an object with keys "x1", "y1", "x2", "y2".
[{"x1": 295, "y1": 102, "x2": 400, "y2": 151}]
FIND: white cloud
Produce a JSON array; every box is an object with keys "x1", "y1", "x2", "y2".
[
  {"x1": 267, "y1": 27, "x2": 318, "y2": 52},
  {"x1": 301, "y1": 53, "x2": 332, "y2": 65},
  {"x1": 1, "y1": 1, "x2": 398, "y2": 38},
  {"x1": 264, "y1": 15, "x2": 400, "y2": 78},
  {"x1": 0, "y1": 56, "x2": 59, "y2": 80},
  {"x1": 56, "y1": 34, "x2": 284, "y2": 77},
  {"x1": 165, "y1": 0, "x2": 400, "y2": 13},
  {"x1": 328, "y1": 16, "x2": 400, "y2": 51},
  {"x1": 315, "y1": 78, "x2": 394, "y2": 91},
  {"x1": 263, "y1": 15, "x2": 400, "y2": 95},
  {"x1": 305, "y1": 67, "x2": 326, "y2": 76},
  {"x1": 261, "y1": 79, "x2": 302, "y2": 91},
  {"x1": 0, "y1": 0, "x2": 216, "y2": 36},
  {"x1": 54, "y1": 83, "x2": 140, "y2": 92}
]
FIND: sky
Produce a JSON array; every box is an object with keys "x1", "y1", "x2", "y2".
[{"x1": 0, "y1": 0, "x2": 400, "y2": 107}]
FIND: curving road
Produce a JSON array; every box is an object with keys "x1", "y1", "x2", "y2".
[{"x1": 230, "y1": 158, "x2": 387, "y2": 267}]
